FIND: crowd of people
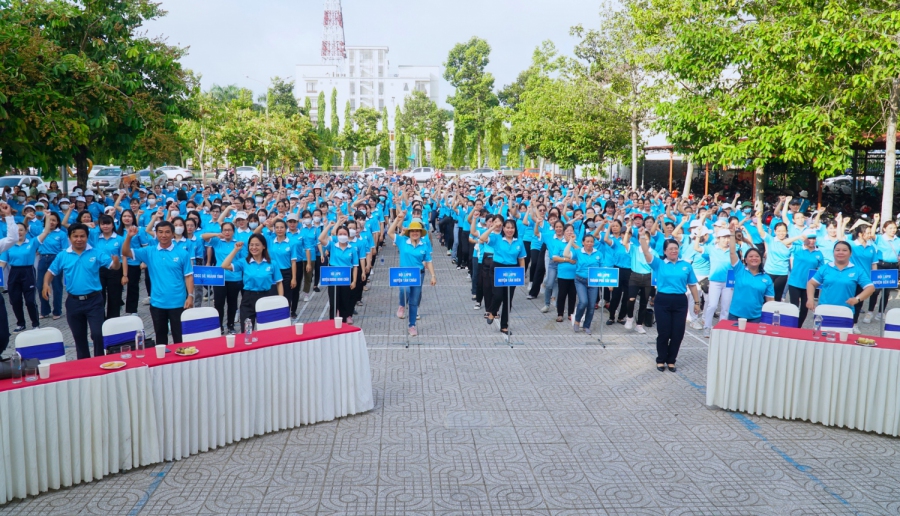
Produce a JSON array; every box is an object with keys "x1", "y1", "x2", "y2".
[{"x1": 0, "y1": 172, "x2": 894, "y2": 372}]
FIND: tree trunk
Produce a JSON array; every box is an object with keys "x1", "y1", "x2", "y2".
[
  {"x1": 881, "y1": 77, "x2": 899, "y2": 220},
  {"x1": 754, "y1": 164, "x2": 765, "y2": 212},
  {"x1": 631, "y1": 116, "x2": 639, "y2": 188},
  {"x1": 682, "y1": 161, "x2": 694, "y2": 199},
  {"x1": 74, "y1": 146, "x2": 90, "y2": 190}
]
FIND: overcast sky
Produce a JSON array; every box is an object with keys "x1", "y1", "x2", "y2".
[{"x1": 144, "y1": 0, "x2": 605, "y2": 107}]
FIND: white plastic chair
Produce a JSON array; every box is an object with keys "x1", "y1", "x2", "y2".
[
  {"x1": 883, "y1": 308, "x2": 900, "y2": 339},
  {"x1": 102, "y1": 315, "x2": 145, "y2": 354},
  {"x1": 181, "y1": 307, "x2": 221, "y2": 342},
  {"x1": 255, "y1": 295, "x2": 291, "y2": 330},
  {"x1": 814, "y1": 304, "x2": 854, "y2": 333},
  {"x1": 15, "y1": 328, "x2": 66, "y2": 364},
  {"x1": 761, "y1": 301, "x2": 800, "y2": 328}
]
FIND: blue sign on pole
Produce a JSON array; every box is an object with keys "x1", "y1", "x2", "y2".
[
  {"x1": 872, "y1": 269, "x2": 899, "y2": 289},
  {"x1": 588, "y1": 267, "x2": 619, "y2": 288},
  {"x1": 494, "y1": 267, "x2": 526, "y2": 287},
  {"x1": 726, "y1": 270, "x2": 735, "y2": 288},
  {"x1": 193, "y1": 266, "x2": 225, "y2": 286},
  {"x1": 389, "y1": 267, "x2": 422, "y2": 287},
  {"x1": 320, "y1": 266, "x2": 352, "y2": 286}
]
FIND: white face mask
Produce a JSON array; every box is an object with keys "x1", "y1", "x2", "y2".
[
  {"x1": 302, "y1": 218, "x2": 311, "y2": 226},
  {"x1": 148, "y1": 199, "x2": 157, "y2": 206},
  {"x1": 259, "y1": 215, "x2": 267, "y2": 223},
  {"x1": 174, "y1": 226, "x2": 184, "y2": 235},
  {"x1": 313, "y1": 216, "x2": 322, "y2": 223},
  {"x1": 349, "y1": 229, "x2": 357, "y2": 238},
  {"x1": 337, "y1": 235, "x2": 349, "y2": 244},
  {"x1": 249, "y1": 222, "x2": 259, "y2": 229}
]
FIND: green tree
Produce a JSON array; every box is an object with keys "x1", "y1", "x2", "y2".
[
  {"x1": 450, "y1": 124, "x2": 467, "y2": 169},
  {"x1": 330, "y1": 88, "x2": 340, "y2": 137},
  {"x1": 444, "y1": 37, "x2": 499, "y2": 166},
  {"x1": 316, "y1": 92, "x2": 327, "y2": 134},
  {"x1": 351, "y1": 107, "x2": 381, "y2": 168},
  {"x1": 396, "y1": 131, "x2": 409, "y2": 171},
  {"x1": 303, "y1": 96, "x2": 312, "y2": 118},
  {"x1": 268, "y1": 76, "x2": 299, "y2": 117}
]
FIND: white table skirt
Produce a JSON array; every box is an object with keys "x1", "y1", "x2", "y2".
[
  {"x1": 151, "y1": 331, "x2": 374, "y2": 461},
  {"x1": 0, "y1": 366, "x2": 160, "y2": 504},
  {"x1": 707, "y1": 328, "x2": 900, "y2": 436}
]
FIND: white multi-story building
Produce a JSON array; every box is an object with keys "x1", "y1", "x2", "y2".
[{"x1": 295, "y1": 46, "x2": 440, "y2": 130}]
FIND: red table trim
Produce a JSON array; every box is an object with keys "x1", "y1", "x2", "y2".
[
  {"x1": 0, "y1": 322, "x2": 361, "y2": 392},
  {"x1": 713, "y1": 320, "x2": 900, "y2": 351}
]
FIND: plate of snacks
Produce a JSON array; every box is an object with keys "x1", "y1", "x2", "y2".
[
  {"x1": 174, "y1": 346, "x2": 199, "y2": 356},
  {"x1": 856, "y1": 337, "x2": 877, "y2": 347},
  {"x1": 100, "y1": 361, "x2": 127, "y2": 370}
]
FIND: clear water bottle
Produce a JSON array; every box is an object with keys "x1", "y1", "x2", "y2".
[
  {"x1": 813, "y1": 314, "x2": 823, "y2": 339},
  {"x1": 10, "y1": 351, "x2": 22, "y2": 384},
  {"x1": 135, "y1": 330, "x2": 145, "y2": 358},
  {"x1": 244, "y1": 318, "x2": 253, "y2": 345},
  {"x1": 772, "y1": 310, "x2": 780, "y2": 335}
]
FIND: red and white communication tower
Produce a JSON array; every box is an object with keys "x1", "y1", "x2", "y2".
[{"x1": 321, "y1": 0, "x2": 347, "y2": 68}]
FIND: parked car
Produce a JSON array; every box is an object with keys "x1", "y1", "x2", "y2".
[
  {"x1": 360, "y1": 167, "x2": 386, "y2": 178},
  {"x1": 403, "y1": 167, "x2": 436, "y2": 182},
  {"x1": 219, "y1": 166, "x2": 261, "y2": 181},
  {"x1": 88, "y1": 167, "x2": 127, "y2": 192},
  {"x1": 154, "y1": 165, "x2": 193, "y2": 181},
  {"x1": 0, "y1": 175, "x2": 48, "y2": 194},
  {"x1": 136, "y1": 169, "x2": 154, "y2": 186},
  {"x1": 462, "y1": 168, "x2": 499, "y2": 182}
]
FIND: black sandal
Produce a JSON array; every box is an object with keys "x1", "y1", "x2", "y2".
[{"x1": 667, "y1": 364, "x2": 677, "y2": 373}]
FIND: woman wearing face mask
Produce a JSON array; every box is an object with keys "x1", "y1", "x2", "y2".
[
  {"x1": 291, "y1": 212, "x2": 315, "y2": 308},
  {"x1": 568, "y1": 233, "x2": 603, "y2": 334},
  {"x1": 553, "y1": 225, "x2": 579, "y2": 324},
  {"x1": 94, "y1": 214, "x2": 125, "y2": 318},
  {"x1": 470, "y1": 212, "x2": 495, "y2": 316},
  {"x1": 755, "y1": 213, "x2": 803, "y2": 304},
  {"x1": 311, "y1": 209, "x2": 325, "y2": 292},
  {"x1": 221, "y1": 234, "x2": 283, "y2": 333},
  {"x1": 1, "y1": 214, "x2": 53, "y2": 332},
  {"x1": 202, "y1": 222, "x2": 244, "y2": 334},
  {"x1": 318, "y1": 217, "x2": 359, "y2": 323},
  {"x1": 345, "y1": 219, "x2": 369, "y2": 313},
  {"x1": 182, "y1": 217, "x2": 205, "y2": 304}
]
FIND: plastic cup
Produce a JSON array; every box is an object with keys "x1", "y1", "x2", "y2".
[
  {"x1": 225, "y1": 334, "x2": 235, "y2": 348},
  {"x1": 757, "y1": 323, "x2": 767, "y2": 335},
  {"x1": 839, "y1": 332, "x2": 849, "y2": 342},
  {"x1": 334, "y1": 317, "x2": 342, "y2": 329},
  {"x1": 738, "y1": 318, "x2": 747, "y2": 330},
  {"x1": 120, "y1": 345, "x2": 131, "y2": 359},
  {"x1": 24, "y1": 367, "x2": 37, "y2": 382},
  {"x1": 155, "y1": 345, "x2": 166, "y2": 359},
  {"x1": 38, "y1": 363, "x2": 49, "y2": 380},
  {"x1": 826, "y1": 332, "x2": 836, "y2": 342},
  {"x1": 295, "y1": 323, "x2": 304, "y2": 335}
]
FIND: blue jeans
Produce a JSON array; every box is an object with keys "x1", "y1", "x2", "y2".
[
  {"x1": 38, "y1": 254, "x2": 63, "y2": 317},
  {"x1": 399, "y1": 287, "x2": 407, "y2": 307},
  {"x1": 574, "y1": 276, "x2": 599, "y2": 328},
  {"x1": 543, "y1": 263, "x2": 559, "y2": 306},
  {"x1": 406, "y1": 286, "x2": 422, "y2": 327}
]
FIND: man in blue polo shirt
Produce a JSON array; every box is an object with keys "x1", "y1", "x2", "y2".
[
  {"x1": 43, "y1": 223, "x2": 121, "y2": 359},
  {"x1": 123, "y1": 221, "x2": 194, "y2": 344}
]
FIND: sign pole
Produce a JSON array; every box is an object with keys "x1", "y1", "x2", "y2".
[
  {"x1": 506, "y1": 285, "x2": 512, "y2": 347},
  {"x1": 597, "y1": 288, "x2": 606, "y2": 348}
]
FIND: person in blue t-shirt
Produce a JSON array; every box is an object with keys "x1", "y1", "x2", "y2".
[
  {"x1": 787, "y1": 231, "x2": 824, "y2": 327},
  {"x1": 1, "y1": 214, "x2": 54, "y2": 332},
  {"x1": 807, "y1": 241, "x2": 875, "y2": 334},
  {"x1": 221, "y1": 234, "x2": 284, "y2": 333},
  {"x1": 726, "y1": 232, "x2": 774, "y2": 323}
]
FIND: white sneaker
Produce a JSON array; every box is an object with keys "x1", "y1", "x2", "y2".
[
  {"x1": 863, "y1": 312, "x2": 874, "y2": 324},
  {"x1": 540, "y1": 305, "x2": 550, "y2": 313},
  {"x1": 703, "y1": 327, "x2": 711, "y2": 338},
  {"x1": 635, "y1": 325, "x2": 646, "y2": 335},
  {"x1": 624, "y1": 317, "x2": 635, "y2": 330},
  {"x1": 875, "y1": 312, "x2": 883, "y2": 321},
  {"x1": 474, "y1": 302, "x2": 481, "y2": 310},
  {"x1": 853, "y1": 325, "x2": 861, "y2": 334},
  {"x1": 304, "y1": 294, "x2": 310, "y2": 303},
  {"x1": 691, "y1": 320, "x2": 704, "y2": 331},
  {"x1": 142, "y1": 297, "x2": 150, "y2": 306}
]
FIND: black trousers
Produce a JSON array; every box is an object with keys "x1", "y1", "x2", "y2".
[
  {"x1": 788, "y1": 285, "x2": 810, "y2": 328},
  {"x1": 627, "y1": 272, "x2": 653, "y2": 323},
  {"x1": 67, "y1": 293, "x2": 104, "y2": 359},
  {"x1": 8, "y1": 265, "x2": 38, "y2": 328},
  {"x1": 150, "y1": 305, "x2": 184, "y2": 345},
  {"x1": 280, "y1": 267, "x2": 294, "y2": 314},
  {"x1": 609, "y1": 267, "x2": 632, "y2": 321},
  {"x1": 655, "y1": 293, "x2": 688, "y2": 364},
  {"x1": 440, "y1": 217, "x2": 455, "y2": 248},
  {"x1": 528, "y1": 245, "x2": 547, "y2": 297},
  {"x1": 489, "y1": 263, "x2": 517, "y2": 330},
  {"x1": 478, "y1": 255, "x2": 495, "y2": 308},
  {"x1": 125, "y1": 265, "x2": 142, "y2": 314},
  {"x1": 0, "y1": 295, "x2": 11, "y2": 356},
  {"x1": 457, "y1": 228, "x2": 471, "y2": 269},
  {"x1": 144, "y1": 265, "x2": 152, "y2": 296},
  {"x1": 327, "y1": 285, "x2": 354, "y2": 320},
  {"x1": 239, "y1": 289, "x2": 274, "y2": 332},
  {"x1": 215, "y1": 280, "x2": 243, "y2": 330},
  {"x1": 557, "y1": 277, "x2": 577, "y2": 317},
  {"x1": 99, "y1": 266, "x2": 124, "y2": 319},
  {"x1": 523, "y1": 241, "x2": 532, "y2": 275},
  {"x1": 771, "y1": 274, "x2": 788, "y2": 302}
]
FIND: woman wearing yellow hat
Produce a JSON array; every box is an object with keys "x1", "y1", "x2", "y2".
[{"x1": 388, "y1": 212, "x2": 437, "y2": 337}]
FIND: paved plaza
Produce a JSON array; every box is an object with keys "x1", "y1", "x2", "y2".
[{"x1": 2, "y1": 236, "x2": 900, "y2": 515}]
